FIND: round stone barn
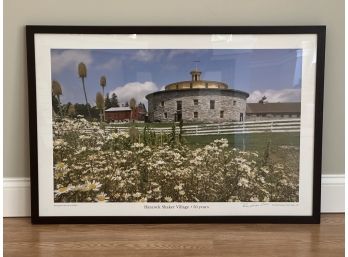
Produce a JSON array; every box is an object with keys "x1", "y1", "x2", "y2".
[{"x1": 146, "y1": 70, "x2": 249, "y2": 123}]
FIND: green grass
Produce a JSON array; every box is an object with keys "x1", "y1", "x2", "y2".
[
  {"x1": 109, "y1": 122, "x2": 299, "y2": 159},
  {"x1": 110, "y1": 122, "x2": 300, "y2": 151},
  {"x1": 184, "y1": 132, "x2": 300, "y2": 152},
  {"x1": 185, "y1": 132, "x2": 300, "y2": 169},
  {"x1": 110, "y1": 122, "x2": 205, "y2": 128}
]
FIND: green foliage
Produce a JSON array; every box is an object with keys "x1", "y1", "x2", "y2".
[
  {"x1": 140, "y1": 125, "x2": 170, "y2": 146},
  {"x1": 184, "y1": 133, "x2": 300, "y2": 152},
  {"x1": 74, "y1": 103, "x2": 99, "y2": 120},
  {"x1": 67, "y1": 104, "x2": 76, "y2": 117},
  {"x1": 52, "y1": 94, "x2": 59, "y2": 114},
  {"x1": 90, "y1": 106, "x2": 101, "y2": 120},
  {"x1": 128, "y1": 126, "x2": 139, "y2": 143},
  {"x1": 262, "y1": 140, "x2": 271, "y2": 165},
  {"x1": 179, "y1": 120, "x2": 184, "y2": 144},
  {"x1": 143, "y1": 126, "x2": 149, "y2": 145},
  {"x1": 166, "y1": 122, "x2": 185, "y2": 146},
  {"x1": 105, "y1": 93, "x2": 112, "y2": 109},
  {"x1": 110, "y1": 93, "x2": 119, "y2": 107},
  {"x1": 169, "y1": 123, "x2": 177, "y2": 146},
  {"x1": 74, "y1": 103, "x2": 89, "y2": 117}
]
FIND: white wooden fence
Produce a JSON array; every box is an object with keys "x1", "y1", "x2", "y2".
[{"x1": 105, "y1": 119, "x2": 300, "y2": 136}]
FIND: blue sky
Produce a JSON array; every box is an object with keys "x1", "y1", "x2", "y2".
[{"x1": 51, "y1": 49, "x2": 302, "y2": 106}]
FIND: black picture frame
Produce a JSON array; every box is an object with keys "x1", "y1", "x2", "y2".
[{"x1": 26, "y1": 26, "x2": 326, "y2": 224}]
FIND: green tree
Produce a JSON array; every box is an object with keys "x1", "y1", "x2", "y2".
[
  {"x1": 110, "y1": 93, "x2": 119, "y2": 107},
  {"x1": 105, "y1": 93, "x2": 112, "y2": 109},
  {"x1": 78, "y1": 62, "x2": 91, "y2": 117},
  {"x1": 61, "y1": 102, "x2": 71, "y2": 116},
  {"x1": 90, "y1": 106, "x2": 100, "y2": 120},
  {"x1": 100, "y1": 76, "x2": 106, "y2": 121},
  {"x1": 259, "y1": 96, "x2": 267, "y2": 104},
  {"x1": 75, "y1": 103, "x2": 92, "y2": 118},
  {"x1": 67, "y1": 104, "x2": 76, "y2": 117}
]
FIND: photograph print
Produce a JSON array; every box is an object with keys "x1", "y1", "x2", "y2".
[{"x1": 51, "y1": 48, "x2": 302, "y2": 204}]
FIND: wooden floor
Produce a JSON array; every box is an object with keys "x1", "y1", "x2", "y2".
[{"x1": 4, "y1": 214, "x2": 344, "y2": 257}]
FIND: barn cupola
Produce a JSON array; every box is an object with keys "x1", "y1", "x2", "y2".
[{"x1": 190, "y1": 70, "x2": 202, "y2": 81}]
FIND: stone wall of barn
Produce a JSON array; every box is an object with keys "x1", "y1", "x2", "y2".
[{"x1": 147, "y1": 89, "x2": 248, "y2": 123}]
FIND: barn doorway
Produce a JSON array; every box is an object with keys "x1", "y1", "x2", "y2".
[
  {"x1": 176, "y1": 112, "x2": 182, "y2": 122},
  {"x1": 240, "y1": 113, "x2": 244, "y2": 121}
]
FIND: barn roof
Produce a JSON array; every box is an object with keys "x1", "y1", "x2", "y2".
[
  {"x1": 246, "y1": 102, "x2": 301, "y2": 114},
  {"x1": 105, "y1": 107, "x2": 131, "y2": 112}
]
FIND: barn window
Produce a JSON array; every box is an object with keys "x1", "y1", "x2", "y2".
[
  {"x1": 210, "y1": 100, "x2": 215, "y2": 109},
  {"x1": 164, "y1": 112, "x2": 167, "y2": 118},
  {"x1": 193, "y1": 99, "x2": 198, "y2": 105},
  {"x1": 194, "y1": 112, "x2": 198, "y2": 118},
  {"x1": 177, "y1": 101, "x2": 182, "y2": 110},
  {"x1": 220, "y1": 111, "x2": 224, "y2": 118}
]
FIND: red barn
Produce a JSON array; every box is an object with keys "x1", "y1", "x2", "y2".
[
  {"x1": 105, "y1": 107, "x2": 132, "y2": 122},
  {"x1": 105, "y1": 105, "x2": 147, "y2": 122}
]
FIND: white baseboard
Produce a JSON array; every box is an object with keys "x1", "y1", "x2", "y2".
[
  {"x1": 3, "y1": 175, "x2": 344, "y2": 217},
  {"x1": 4, "y1": 178, "x2": 31, "y2": 217},
  {"x1": 321, "y1": 175, "x2": 345, "y2": 212}
]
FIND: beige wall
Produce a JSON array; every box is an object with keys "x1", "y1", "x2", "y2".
[{"x1": 4, "y1": 0, "x2": 344, "y2": 177}]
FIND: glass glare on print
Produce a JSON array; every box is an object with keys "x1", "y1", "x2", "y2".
[{"x1": 51, "y1": 48, "x2": 302, "y2": 204}]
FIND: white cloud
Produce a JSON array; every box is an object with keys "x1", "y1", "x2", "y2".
[
  {"x1": 247, "y1": 88, "x2": 301, "y2": 103},
  {"x1": 51, "y1": 50, "x2": 93, "y2": 74},
  {"x1": 167, "y1": 49, "x2": 198, "y2": 60},
  {"x1": 110, "y1": 81, "x2": 159, "y2": 106},
  {"x1": 131, "y1": 50, "x2": 156, "y2": 62},
  {"x1": 95, "y1": 58, "x2": 122, "y2": 70}
]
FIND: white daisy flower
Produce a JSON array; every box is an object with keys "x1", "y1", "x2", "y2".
[{"x1": 95, "y1": 192, "x2": 109, "y2": 203}]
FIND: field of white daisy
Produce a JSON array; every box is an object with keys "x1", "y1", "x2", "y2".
[{"x1": 53, "y1": 118, "x2": 299, "y2": 203}]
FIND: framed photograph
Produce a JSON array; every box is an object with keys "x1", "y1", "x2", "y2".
[{"x1": 26, "y1": 26, "x2": 326, "y2": 223}]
